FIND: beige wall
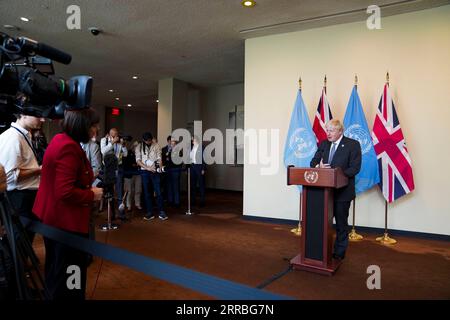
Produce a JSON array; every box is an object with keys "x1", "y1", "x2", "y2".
[
  {"x1": 202, "y1": 83, "x2": 244, "y2": 191},
  {"x1": 244, "y1": 6, "x2": 450, "y2": 235}
]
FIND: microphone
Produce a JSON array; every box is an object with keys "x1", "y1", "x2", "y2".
[{"x1": 18, "y1": 37, "x2": 72, "y2": 65}]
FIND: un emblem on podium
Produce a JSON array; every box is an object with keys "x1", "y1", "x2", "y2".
[{"x1": 304, "y1": 170, "x2": 319, "y2": 184}]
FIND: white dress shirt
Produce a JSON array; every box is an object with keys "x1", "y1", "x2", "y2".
[
  {"x1": 100, "y1": 136, "x2": 128, "y2": 165},
  {"x1": 190, "y1": 144, "x2": 199, "y2": 164},
  {"x1": 0, "y1": 122, "x2": 40, "y2": 190}
]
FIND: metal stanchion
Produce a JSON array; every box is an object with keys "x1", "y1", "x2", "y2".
[
  {"x1": 376, "y1": 200, "x2": 396, "y2": 245},
  {"x1": 185, "y1": 166, "x2": 193, "y2": 215},
  {"x1": 349, "y1": 199, "x2": 363, "y2": 241},
  {"x1": 100, "y1": 188, "x2": 119, "y2": 231}
]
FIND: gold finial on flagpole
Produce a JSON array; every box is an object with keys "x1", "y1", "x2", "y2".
[
  {"x1": 324, "y1": 75, "x2": 327, "y2": 88},
  {"x1": 355, "y1": 74, "x2": 358, "y2": 87},
  {"x1": 386, "y1": 71, "x2": 389, "y2": 85},
  {"x1": 298, "y1": 77, "x2": 302, "y2": 91}
]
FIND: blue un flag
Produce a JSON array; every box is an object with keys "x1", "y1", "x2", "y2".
[
  {"x1": 284, "y1": 89, "x2": 317, "y2": 190},
  {"x1": 343, "y1": 86, "x2": 380, "y2": 194}
]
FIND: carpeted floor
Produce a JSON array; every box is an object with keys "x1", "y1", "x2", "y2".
[{"x1": 32, "y1": 190, "x2": 450, "y2": 300}]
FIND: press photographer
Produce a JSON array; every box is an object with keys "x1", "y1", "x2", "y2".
[
  {"x1": 100, "y1": 128, "x2": 128, "y2": 221},
  {"x1": 136, "y1": 132, "x2": 168, "y2": 221}
]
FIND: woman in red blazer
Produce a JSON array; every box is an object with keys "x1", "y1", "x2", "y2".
[{"x1": 33, "y1": 108, "x2": 103, "y2": 300}]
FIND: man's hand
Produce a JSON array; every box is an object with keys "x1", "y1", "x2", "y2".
[
  {"x1": 91, "y1": 187, "x2": 103, "y2": 201},
  {"x1": 319, "y1": 159, "x2": 331, "y2": 168},
  {"x1": 112, "y1": 136, "x2": 120, "y2": 144}
]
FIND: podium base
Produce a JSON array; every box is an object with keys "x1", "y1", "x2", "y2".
[{"x1": 290, "y1": 254, "x2": 342, "y2": 276}]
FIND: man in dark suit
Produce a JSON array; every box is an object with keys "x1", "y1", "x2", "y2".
[
  {"x1": 189, "y1": 135, "x2": 206, "y2": 207},
  {"x1": 310, "y1": 119, "x2": 361, "y2": 260}
]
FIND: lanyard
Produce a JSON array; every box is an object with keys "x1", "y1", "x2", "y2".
[{"x1": 12, "y1": 126, "x2": 39, "y2": 161}]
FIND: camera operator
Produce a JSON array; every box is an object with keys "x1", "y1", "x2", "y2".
[
  {"x1": 0, "y1": 114, "x2": 45, "y2": 244},
  {"x1": 136, "y1": 132, "x2": 168, "y2": 221},
  {"x1": 32, "y1": 108, "x2": 103, "y2": 300},
  {"x1": 100, "y1": 128, "x2": 127, "y2": 220}
]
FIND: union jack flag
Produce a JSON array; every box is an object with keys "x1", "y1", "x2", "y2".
[
  {"x1": 372, "y1": 84, "x2": 415, "y2": 202},
  {"x1": 312, "y1": 88, "x2": 333, "y2": 144}
]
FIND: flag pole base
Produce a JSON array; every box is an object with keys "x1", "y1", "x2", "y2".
[
  {"x1": 376, "y1": 233, "x2": 397, "y2": 245},
  {"x1": 290, "y1": 226, "x2": 301, "y2": 236},
  {"x1": 348, "y1": 228, "x2": 363, "y2": 241}
]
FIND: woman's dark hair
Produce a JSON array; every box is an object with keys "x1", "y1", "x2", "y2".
[
  {"x1": 61, "y1": 108, "x2": 100, "y2": 143},
  {"x1": 142, "y1": 132, "x2": 153, "y2": 141}
]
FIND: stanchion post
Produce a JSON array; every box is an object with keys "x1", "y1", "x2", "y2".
[{"x1": 186, "y1": 166, "x2": 193, "y2": 215}]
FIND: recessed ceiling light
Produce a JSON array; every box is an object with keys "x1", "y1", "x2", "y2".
[
  {"x1": 127, "y1": 104, "x2": 132, "y2": 107},
  {"x1": 109, "y1": 89, "x2": 114, "y2": 92},
  {"x1": 132, "y1": 76, "x2": 138, "y2": 79},
  {"x1": 20, "y1": 17, "x2": 30, "y2": 22},
  {"x1": 3, "y1": 25, "x2": 20, "y2": 30},
  {"x1": 241, "y1": 0, "x2": 256, "y2": 7},
  {"x1": 115, "y1": 97, "x2": 120, "y2": 101},
  {"x1": 156, "y1": 99, "x2": 159, "y2": 103}
]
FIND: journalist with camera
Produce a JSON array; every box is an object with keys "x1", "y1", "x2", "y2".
[
  {"x1": 33, "y1": 108, "x2": 103, "y2": 300},
  {"x1": 136, "y1": 132, "x2": 168, "y2": 221},
  {"x1": 1, "y1": 31, "x2": 99, "y2": 300}
]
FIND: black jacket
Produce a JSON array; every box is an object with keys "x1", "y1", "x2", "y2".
[{"x1": 310, "y1": 136, "x2": 362, "y2": 201}]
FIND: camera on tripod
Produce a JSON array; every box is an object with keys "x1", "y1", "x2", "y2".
[
  {"x1": 0, "y1": 32, "x2": 93, "y2": 299},
  {"x1": 0, "y1": 32, "x2": 92, "y2": 130}
]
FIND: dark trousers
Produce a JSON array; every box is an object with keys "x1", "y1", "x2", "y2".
[
  {"x1": 116, "y1": 167, "x2": 124, "y2": 201},
  {"x1": 333, "y1": 200, "x2": 351, "y2": 258},
  {"x1": 190, "y1": 164, "x2": 205, "y2": 205},
  {"x1": 167, "y1": 168, "x2": 181, "y2": 206},
  {"x1": 141, "y1": 171, "x2": 163, "y2": 216},
  {"x1": 43, "y1": 233, "x2": 88, "y2": 300},
  {"x1": 6, "y1": 189, "x2": 38, "y2": 244}
]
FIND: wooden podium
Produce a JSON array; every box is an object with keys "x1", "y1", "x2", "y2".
[{"x1": 287, "y1": 166, "x2": 348, "y2": 276}]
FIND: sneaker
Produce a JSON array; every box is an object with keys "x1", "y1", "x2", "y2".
[
  {"x1": 136, "y1": 205, "x2": 143, "y2": 210},
  {"x1": 143, "y1": 215, "x2": 154, "y2": 221},
  {"x1": 158, "y1": 212, "x2": 168, "y2": 220}
]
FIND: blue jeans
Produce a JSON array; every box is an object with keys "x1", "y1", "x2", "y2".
[
  {"x1": 141, "y1": 171, "x2": 163, "y2": 216},
  {"x1": 167, "y1": 167, "x2": 181, "y2": 206}
]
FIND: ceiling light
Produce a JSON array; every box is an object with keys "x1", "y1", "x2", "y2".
[
  {"x1": 156, "y1": 99, "x2": 159, "y2": 103},
  {"x1": 109, "y1": 89, "x2": 114, "y2": 92},
  {"x1": 127, "y1": 104, "x2": 132, "y2": 107},
  {"x1": 132, "y1": 76, "x2": 138, "y2": 79},
  {"x1": 20, "y1": 17, "x2": 30, "y2": 22},
  {"x1": 241, "y1": 0, "x2": 256, "y2": 7},
  {"x1": 3, "y1": 25, "x2": 20, "y2": 30},
  {"x1": 115, "y1": 97, "x2": 120, "y2": 101}
]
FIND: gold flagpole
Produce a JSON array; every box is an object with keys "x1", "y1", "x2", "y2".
[
  {"x1": 377, "y1": 73, "x2": 396, "y2": 245},
  {"x1": 349, "y1": 199, "x2": 363, "y2": 241},
  {"x1": 291, "y1": 191, "x2": 302, "y2": 236},
  {"x1": 349, "y1": 74, "x2": 363, "y2": 241},
  {"x1": 376, "y1": 201, "x2": 397, "y2": 244},
  {"x1": 324, "y1": 75, "x2": 327, "y2": 94},
  {"x1": 291, "y1": 77, "x2": 302, "y2": 237}
]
